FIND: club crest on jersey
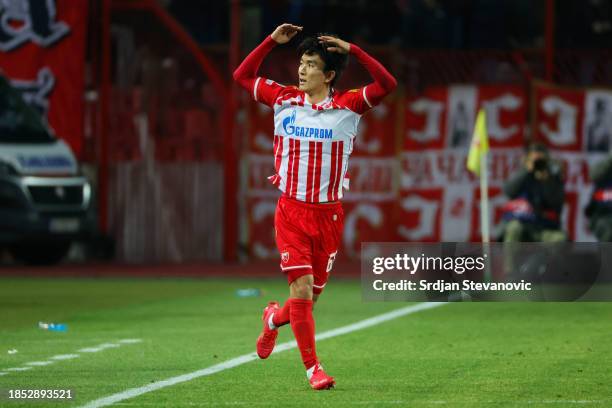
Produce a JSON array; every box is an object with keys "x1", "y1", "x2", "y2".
[
  {"x1": 282, "y1": 109, "x2": 333, "y2": 139},
  {"x1": 281, "y1": 251, "x2": 290, "y2": 263}
]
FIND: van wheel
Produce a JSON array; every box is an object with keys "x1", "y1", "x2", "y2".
[{"x1": 10, "y1": 241, "x2": 72, "y2": 265}]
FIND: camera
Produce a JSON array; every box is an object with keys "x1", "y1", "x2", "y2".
[{"x1": 533, "y1": 158, "x2": 548, "y2": 172}]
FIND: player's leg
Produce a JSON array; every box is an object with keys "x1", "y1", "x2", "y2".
[
  {"x1": 269, "y1": 290, "x2": 318, "y2": 330},
  {"x1": 268, "y1": 267, "x2": 314, "y2": 330},
  {"x1": 257, "y1": 197, "x2": 312, "y2": 359},
  {"x1": 270, "y1": 299, "x2": 291, "y2": 326},
  {"x1": 297, "y1": 206, "x2": 342, "y2": 390},
  {"x1": 287, "y1": 272, "x2": 335, "y2": 390},
  {"x1": 288, "y1": 272, "x2": 316, "y2": 371}
]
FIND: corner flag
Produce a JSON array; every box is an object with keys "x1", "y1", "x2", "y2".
[
  {"x1": 467, "y1": 108, "x2": 491, "y2": 249},
  {"x1": 467, "y1": 108, "x2": 489, "y2": 175}
]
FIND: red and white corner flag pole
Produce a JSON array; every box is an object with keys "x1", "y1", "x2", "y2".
[
  {"x1": 467, "y1": 108, "x2": 491, "y2": 280},
  {"x1": 467, "y1": 108, "x2": 490, "y2": 242}
]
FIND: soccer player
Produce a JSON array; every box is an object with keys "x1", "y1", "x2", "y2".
[{"x1": 233, "y1": 23, "x2": 397, "y2": 390}]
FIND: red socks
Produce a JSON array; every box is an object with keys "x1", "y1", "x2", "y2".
[
  {"x1": 270, "y1": 298, "x2": 318, "y2": 370},
  {"x1": 272, "y1": 299, "x2": 291, "y2": 327},
  {"x1": 289, "y1": 298, "x2": 317, "y2": 370}
]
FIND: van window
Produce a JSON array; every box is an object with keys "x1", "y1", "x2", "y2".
[{"x1": 0, "y1": 76, "x2": 55, "y2": 143}]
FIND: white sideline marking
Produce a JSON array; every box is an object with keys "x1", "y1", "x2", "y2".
[
  {"x1": 5, "y1": 367, "x2": 32, "y2": 372},
  {"x1": 78, "y1": 302, "x2": 445, "y2": 408},
  {"x1": 0, "y1": 339, "x2": 143, "y2": 377},
  {"x1": 79, "y1": 343, "x2": 120, "y2": 353},
  {"x1": 102, "y1": 400, "x2": 611, "y2": 406},
  {"x1": 117, "y1": 339, "x2": 143, "y2": 344},
  {"x1": 50, "y1": 354, "x2": 80, "y2": 360},
  {"x1": 80, "y1": 340, "x2": 141, "y2": 353},
  {"x1": 25, "y1": 361, "x2": 54, "y2": 366}
]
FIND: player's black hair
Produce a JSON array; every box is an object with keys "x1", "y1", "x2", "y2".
[{"x1": 297, "y1": 33, "x2": 349, "y2": 89}]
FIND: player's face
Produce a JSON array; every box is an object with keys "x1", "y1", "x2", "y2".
[{"x1": 298, "y1": 53, "x2": 331, "y2": 93}]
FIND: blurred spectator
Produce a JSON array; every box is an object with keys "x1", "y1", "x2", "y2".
[
  {"x1": 468, "y1": 0, "x2": 506, "y2": 48},
  {"x1": 167, "y1": 0, "x2": 228, "y2": 44},
  {"x1": 399, "y1": 0, "x2": 448, "y2": 48},
  {"x1": 585, "y1": 155, "x2": 612, "y2": 241},
  {"x1": 163, "y1": 0, "x2": 608, "y2": 51},
  {"x1": 500, "y1": 143, "x2": 567, "y2": 242},
  {"x1": 557, "y1": 0, "x2": 612, "y2": 49}
]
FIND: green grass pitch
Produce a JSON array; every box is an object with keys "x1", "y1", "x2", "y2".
[{"x1": 1, "y1": 277, "x2": 611, "y2": 407}]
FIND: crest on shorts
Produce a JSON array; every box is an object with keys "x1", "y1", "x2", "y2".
[{"x1": 281, "y1": 251, "x2": 289, "y2": 263}]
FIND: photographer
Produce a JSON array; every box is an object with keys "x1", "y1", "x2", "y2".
[
  {"x1": 585, "y1": 155, "x2": 612, "y2": 241},
  {"x1": 501, "y1": 143, "x2": 567, "y2": 242}
]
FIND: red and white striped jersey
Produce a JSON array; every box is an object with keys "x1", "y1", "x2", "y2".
[{"x1": 253, "y1": 77, "x2": 374, "y2": 203}]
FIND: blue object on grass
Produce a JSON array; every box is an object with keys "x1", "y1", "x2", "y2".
[
  {"x1": 38, "y1": 322, "x2": 67, "y2": 332},
  {"x1": 235, "y1": 288, "x2": 262, "y2": 297}
]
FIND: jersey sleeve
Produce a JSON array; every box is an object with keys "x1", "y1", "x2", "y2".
[
  {"x1": 337, "y1": 87, "x2": 375, "y2": 115},
  {"x1": 341, "y1": 44, "x2": 397, "y2": 114},
  {"x1": 254, "y1": 77, "x2": 286, "y2": 108}
]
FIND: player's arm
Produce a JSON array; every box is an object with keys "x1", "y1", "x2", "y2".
[
  {"x1": 320, "y1": 35, "x2": 397, "y2": 111},
  {"x1": 232, "y1": 23, "x2": 302, "y2": 105}
]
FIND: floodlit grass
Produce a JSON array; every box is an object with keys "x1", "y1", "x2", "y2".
[{"x1": 0, "y1": 277, "x2": 611, "y2": 407}]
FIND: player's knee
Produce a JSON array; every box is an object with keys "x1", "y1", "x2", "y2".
[
  {"x1": 290, "y1": 274, "x2": 314, "y2": 299},
  {"x1": 293, "y1": 282, "x2": 313, "y2": 299}
]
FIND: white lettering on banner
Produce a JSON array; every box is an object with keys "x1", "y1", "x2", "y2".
[
  {"x1": 398, "y1": 195, "x2": 438, "y2": 240},
  {"x1": 251, "y1": 200, "x2": 277, "y2": 258},
  {"x1": 408, "y1": 98, "x2": 444, "y2": 143},
  {"x1": 539, "y1": 96, "x2": 578, "y2": 146},
  {"x1": 346, "y1": 157, "x2": 394, "y2": 195},
  {"x1": 9, "y1": 67, "x2": 55, "y2": 118},
  {"x1": 343, "y1": 203, "x2": 383, "y2": 258},
  {"x1": 557, "y1": 152, "x2": 592, "y2": 187},
  {"x1": 400, "y1": 149, "x2": 523, "y2": 189},
  {"x1": 489, "y1": 151, "x2": 524, "y2": 181},
  {"x1": 0, "y1": 0, "x2": 70, "y2": 51},
  {"x1": 483, "y1": 93, "x2": 522, "y2": 141}
]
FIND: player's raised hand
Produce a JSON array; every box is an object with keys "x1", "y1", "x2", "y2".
[
  {"x1": 318, "y1": 35, "x2": 350, "y2": 54},
  {"x1": 271, "y1": 23, "x2": 302, "y2": 44}
]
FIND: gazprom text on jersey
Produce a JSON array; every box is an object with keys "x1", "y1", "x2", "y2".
[
  {"x1": 287, "y1": 125, "x2": 333, "y2": 139},
  {"x1": 283, "y1": 111, "x2": 333, "y2": 139}
]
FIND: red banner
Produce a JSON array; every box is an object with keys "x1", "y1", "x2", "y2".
[
  {"x1": 405, "y1": 85, "x2": 526, "y2": 151},
  {"x1": 534, "y1": 82, "x2": 612, "y2": 154},
  {"x1": 0, "y1": 0, "x2": 88, "y2": 157},
  {"x1": 533, "y1": 83, "x2": 585, "y2": 151}
]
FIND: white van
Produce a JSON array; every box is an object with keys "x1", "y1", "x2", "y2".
[{"x1": 0, "y1": 74, "x2": 94, "y2": 264}]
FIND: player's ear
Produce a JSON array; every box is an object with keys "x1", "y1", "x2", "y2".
[{"x1": 324, "y1": 70, "x2": 336, "y2": 85}]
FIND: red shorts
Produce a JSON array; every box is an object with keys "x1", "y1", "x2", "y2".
[{"x1": 275, "y1": 194, "x2": 344, "y2": 295}]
